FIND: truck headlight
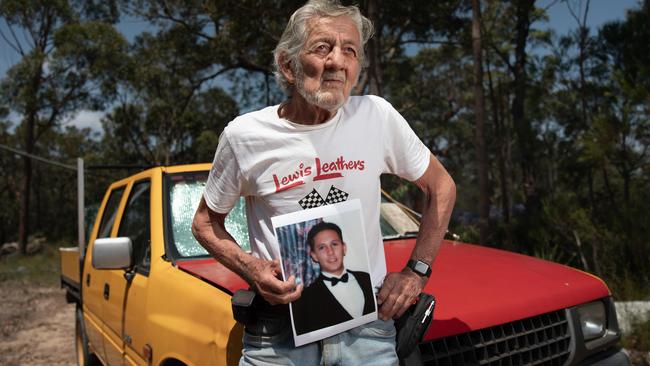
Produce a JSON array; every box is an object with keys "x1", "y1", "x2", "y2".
[{"x1": 577, "y1": 301, "x2": 607, "y2": 340}]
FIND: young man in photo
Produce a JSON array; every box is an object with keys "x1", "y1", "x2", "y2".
[{"x1": 291, "y1": 222, "x2": 375, "y2": 335}]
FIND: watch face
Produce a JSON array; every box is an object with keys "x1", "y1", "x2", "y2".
[{"x1": 414, "y1": 261, "x2": 429, "y2": 274}]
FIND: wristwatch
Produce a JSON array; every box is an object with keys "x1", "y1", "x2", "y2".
[{"x1": 406, "y1": 259, "x2": 432, "y2": 278}]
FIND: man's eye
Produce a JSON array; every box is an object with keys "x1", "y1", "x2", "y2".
[
  {"x1": 344, "y1": 47, "x2": 357, "y2": 56},
  {"x1": 314, "y1": 44, "x2": 330, "y2": 55}
]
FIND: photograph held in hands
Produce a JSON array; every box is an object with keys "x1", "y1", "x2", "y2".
[{"x1": 272, "y1": 199, "x2": 377, "y2": 346}]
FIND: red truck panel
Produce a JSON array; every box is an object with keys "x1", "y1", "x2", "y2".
[
  {"x1": 385, "y1": 239, "x2": 610, "y2": 340},
  {"x1": 178, "y1": 239, "x2": 610, "y2": 342}
]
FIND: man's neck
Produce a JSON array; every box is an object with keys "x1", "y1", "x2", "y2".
[
  {"x1": 278, "y1": 92, "x2": 338, "y2": 125},
  {"x1": 323, "y1": 269, "x2": 347, "y2": 278}
]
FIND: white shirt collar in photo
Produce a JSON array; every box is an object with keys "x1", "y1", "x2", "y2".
[{"x1": 322, "y1": 269, "x2": 364, "y2": 318}]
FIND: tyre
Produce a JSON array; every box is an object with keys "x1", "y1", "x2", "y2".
[{"x1": 76, "y1": 307, "x2": 101, "y2": 366}]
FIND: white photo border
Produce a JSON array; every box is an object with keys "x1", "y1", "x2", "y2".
[{"x1": 271, "y1": 199, "x2": 378, "y2": 346}]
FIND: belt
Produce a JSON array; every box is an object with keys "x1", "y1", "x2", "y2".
[
  {"x1": 243, "y1": 292, "x2": 291, "y2": 336},
  {"x1": 245, "y1": 313, "x2": 290, "y2": 336}
]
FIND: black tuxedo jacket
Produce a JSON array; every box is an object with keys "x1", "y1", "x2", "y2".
[{"x1": 291, "y1": 270, "x2": 375, "y2": 335}]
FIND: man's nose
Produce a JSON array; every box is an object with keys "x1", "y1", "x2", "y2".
[
  {"x1": 325, "y1": 47, "x2": 345, "y2": 70},
  {"x1": 325, "y1": 245, "x2": 334, "y2": 256}
]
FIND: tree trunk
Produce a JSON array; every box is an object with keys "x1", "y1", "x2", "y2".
[
  {"x1": 18, "y1": 119, "x2": 35, "y2": 255},
  {"x1": 578, "y1": 26, "x2": 588, "y2": 130},
  {"x1": 511, "y1": 0, "x2": 537, "y2": 213},
  {"x1": 486, "y1": 49, "x2": 513, "y2": 248},
  {"x1": 472, "y1": 0, "x2": 489, "y2": 245},
  {"x1": 601, "y1": 167, "x2": 619, "y2": 215},
  {"x1": 363, "y1": 0, "x2": 382, "y2": 96},
  {"x1": 568, "y1": 0, "x2": 591, "y2": 130},
  {"x1": 17, "y1": 61, "x2": 43, "y2": 255}
]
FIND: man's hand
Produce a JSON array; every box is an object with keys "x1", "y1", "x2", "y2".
[
  {"x1": 377, "y1": 269, "x2": 427, "y2": 320},
  {"x1": 192, "y1": 198, "x2": 303, "y2": 305},
  {"x1": 245, "y1": 257, "x2": 303, "y2": 305}
]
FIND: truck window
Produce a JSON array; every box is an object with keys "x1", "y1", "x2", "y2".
[
  {"x1": 118, "y1": 180, "x2": 151, "y2": 275},
  {"x1": 97, "y1": 187, "x2": 126, "y2": 239},
  {"x1": 379, "y1": 194, "x2": 420, "y2": 238},
  {"x1": 166, "y1": 172, "x2": 250, "y2": 259}
]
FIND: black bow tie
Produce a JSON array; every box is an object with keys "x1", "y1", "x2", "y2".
[{"x1": 323, "y1": 273, "x2": 349, "y2": 286}]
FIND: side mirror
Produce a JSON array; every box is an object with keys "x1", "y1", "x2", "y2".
[{"x1": 92, "y1": 237, "x2": 132, "y2": 270}]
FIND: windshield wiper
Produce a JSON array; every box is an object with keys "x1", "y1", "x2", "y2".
[{"x1": 383, "y1": 231, "x2": 419, "y2": 240}]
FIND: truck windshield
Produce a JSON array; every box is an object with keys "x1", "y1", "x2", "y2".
[{"x1": 165, "y1": 171, "x2": 420, "y2": 259}]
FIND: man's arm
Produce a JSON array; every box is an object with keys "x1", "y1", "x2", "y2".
[
  {"x1": 377, "y1": 154, "x2": 456, "y2": 320},
  {"x1": 191, "y1": 197, "x2": 303, "y2": 304}
]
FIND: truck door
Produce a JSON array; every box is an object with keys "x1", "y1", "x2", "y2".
[
  {"x1": 103, "y1": 179, "x2": 152, "y2": 366},
  {"x1": 83, "y1": 185, "x2": 127, "y2": 365}
]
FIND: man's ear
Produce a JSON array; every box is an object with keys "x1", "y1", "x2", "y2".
[
  {"x1": 278, "y1": 53, "x2": 296, "y2": 84},
  {"x1": 310, "y1": 250, "x2": 318, "y2": 263},
  {"x1": 343, "y1": 242, "x2": 347, "y2": 256}
]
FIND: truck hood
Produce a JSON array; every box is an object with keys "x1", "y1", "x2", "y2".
[
  {"x1": 178, "y1": 239, "x2": 610, "y2": 341},
  {"x1": 386, "y1": 240, "x2": 610, "y2": 341}
]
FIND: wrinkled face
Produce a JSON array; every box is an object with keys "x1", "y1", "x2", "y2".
[
  {"x1": 291, "y1": 16, "x2": 361, "y2": 111},
  {"x1": 310, "y1": 229, "x2": 347, "y2": 275}
]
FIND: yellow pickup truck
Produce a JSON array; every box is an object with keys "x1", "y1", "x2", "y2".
[{"x1": 60, "y1": 164, "x2": 629, "y2": 366}]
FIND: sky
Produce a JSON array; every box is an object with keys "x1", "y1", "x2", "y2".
[{"x1": 0, "y1": 0, "x2": 643, "y2": 134}]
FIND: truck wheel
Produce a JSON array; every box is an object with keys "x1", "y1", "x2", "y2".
[{"x1": 76, "y1": 307, "x2": 100, "y2": 366}]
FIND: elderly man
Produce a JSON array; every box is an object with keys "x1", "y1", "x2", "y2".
[
  {"x1": 292, "y1": 222, "x2": 375, "y2": 335},
  {"x1": 192, "y1": 0, "x2": 456, "y2": 365}
]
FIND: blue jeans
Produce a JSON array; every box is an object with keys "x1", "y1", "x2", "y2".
[{"x1": 239, "y1": 319, "x2": 399, "y2": 366}]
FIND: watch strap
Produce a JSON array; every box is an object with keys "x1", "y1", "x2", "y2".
[{"x1": 406, "y1": 259, "x2": 432, "y2": 277}]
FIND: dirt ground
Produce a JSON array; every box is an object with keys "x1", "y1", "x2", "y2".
[{"x1": 0, "y1": 282, "x2": 76, "y2": 366}]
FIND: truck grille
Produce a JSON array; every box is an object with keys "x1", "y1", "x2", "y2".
[{"x1": 419, "y1": 309, "x2": 571, "y2": 366}]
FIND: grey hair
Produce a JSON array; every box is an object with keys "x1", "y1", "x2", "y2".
[{"x1": 273, "y1": 0, "x2": 374, "y2": 93}]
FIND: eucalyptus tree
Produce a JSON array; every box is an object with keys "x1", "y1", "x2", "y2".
[
  {"x1": 0, "y1": 0, "x2": 126, "y2": 253},
  {"x1": 99, "y1": 19, "x2": 240, "y2": 165}
]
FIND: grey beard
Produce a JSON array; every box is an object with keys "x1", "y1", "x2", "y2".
[
  {"x1": 302, "y1": 89, "x2": 345, "y2": 112},
  {"x1": 296, "y1": 81, "x2": 346, "y2": 112},
  {"x1": 294, "y1": 67, "x2": 348, "y2": 112}
]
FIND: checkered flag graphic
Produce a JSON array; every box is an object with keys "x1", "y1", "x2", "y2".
[
  {"x1": 325, "y1": 186, "x2": 349, "y2": 205},
  {"x1": 299, "y1": 189, "x2": 326, "y2": 209}
]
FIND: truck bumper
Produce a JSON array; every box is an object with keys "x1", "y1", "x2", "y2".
[{"x1": 585, "y1": 348, "x2": 630, "y2": 366}]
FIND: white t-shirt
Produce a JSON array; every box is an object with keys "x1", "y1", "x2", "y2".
[{"x1": 204, "y1": 95, "x2": 430, "y2": 287}]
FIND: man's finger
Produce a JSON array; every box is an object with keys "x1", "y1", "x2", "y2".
[
  {"x1": 378, "y1": 291, "x2": 399, "y2": 320},
  {"x1": 382, "y1": 293, "x2": 412, "y2": 320},
  {"x1": 264, "y1": 283, "x2": 303, "y2": 305},
  {"x1": 385, "y1": 294, "x2": 404, "y2": 319},
  {"x1": 377, "y1": 274, "x2": 397, "y2": 305},
  {"x1": 394, "y1": 302, "x2": 411, "y2": 318},
  {"x1": 258, "y1": 273, "x2": 296, "y2": 295},
  {"x1": 283, "y1": 283, "x2": 303, "y2": 302},
  {"x1": 270, "y1": 259, "x2": 281, "y2": 271},
  {"x1": 392, "y1": 293, "x2": 415, "y2": 318}
]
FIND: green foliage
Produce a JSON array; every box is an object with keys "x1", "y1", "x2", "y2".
[
  {"x1": 53, "y1": 21, "x2": 129, "y2": 98},
  {"x1": 0, "y1": 1, "x2": 124, "y2": 116},
  {"x1": 0, "y1": 244, "x2": 61, "y2": 286}
]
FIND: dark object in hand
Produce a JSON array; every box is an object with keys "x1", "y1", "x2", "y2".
[
  {"x1": 231, "y1": 289, "x2": 257, "y2": 325},
  {"x1": 395, "y1": 293, "x2": 436, "y2": 359}
]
